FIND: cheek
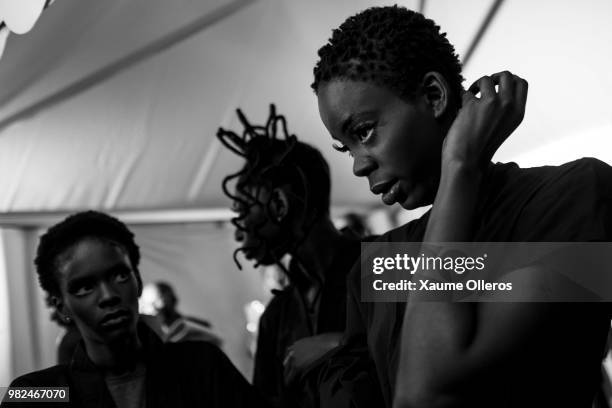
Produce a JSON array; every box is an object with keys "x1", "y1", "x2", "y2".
[
  {"x1": 251, "y1": 207, "x2": 267, "y2": 224},
  {"x1": 122, "y1": 287, "x2": 140, "y2": 312},
  {"x1": 386, "y1": 121, "x2": 438, "y2": 170},
  {"x1": 375, "y1": 129, "x2": 413, "y2": 172},
  {"x1": 65, "y1": 298, "x2": 97, "y2": 327},
  {"x1": 248, "y1": 206, "x2": 273, "y2": 231},
  {"x1": 127, "y1": 278, "x2": 141, "y2": 300},
  {"x1": 248, "y1": 221, "x2": 276, "y2": 244}
]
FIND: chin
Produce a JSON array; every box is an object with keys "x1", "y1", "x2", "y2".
[
  {"x1": 399, "y1": 184, "x2": 435, "y2": 210},
  {"x1": 244, "y1": 246, "x2": 266, "y2": 264},
  {"x1": 401, "y1": 195, "x2": 434, "y2": 210},
  {"x1": 100, "y1": 314, "x2": 137, "y2": 337},
  {"x1": 98, "y1": 329, "x2": 128, "y2": 345},
  {"x1": 255, "y1": 255, "x2": 276, "y2": 266},
  {"x1": 243, "y1": 247, "x2": 274, "y2": 266},
  {"x1": 394, "y1": 192, "x2": 415, "y2": 210},
  {"x1": 246, "y1": 241, "x2": 289, "y2": 266},
  {"x1": 256, "y1": 249, "x2": 288, "y2": 266}
]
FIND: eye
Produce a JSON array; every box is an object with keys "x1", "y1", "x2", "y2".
[
  {"x1": 352, "y1": 123, "x2": 376, "y2": 143},
  {"x1": 332, "y1": 142, "x2": 354, "y2": 158},
  {"x1": 73, "y1": 283, "x2": 94, "y2": 297},
  {"x1": 114, "y1": 270, "x2": 131, "y2": 283}
]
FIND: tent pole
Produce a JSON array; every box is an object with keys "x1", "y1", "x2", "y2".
[
  {"x1": 461, "y1": 0, "x2": 505, "y2": 67},
  {"x1": 419, "y1": 0, "x2": 426, "y2": 15}
]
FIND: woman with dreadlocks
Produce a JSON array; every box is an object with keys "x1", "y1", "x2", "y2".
[
  {"x1": 217, "y1": 105, "x2": 371, "y2": 408},
  {"x1": 313, "y1": 5, "x2": 612, "y2": 408}
]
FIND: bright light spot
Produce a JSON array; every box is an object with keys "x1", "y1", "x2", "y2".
[{"x1": 0, "y1": 0, "x2": 46, "y2": 34}]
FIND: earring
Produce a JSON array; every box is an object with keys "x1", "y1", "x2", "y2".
[{"x1": 64, "y1": 316, "x2": 72, "y2": 324}]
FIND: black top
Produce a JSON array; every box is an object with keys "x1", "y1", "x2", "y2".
[
  {"x1": 342, "y1": 158, "x2": 612, "y2": 407},
  {"x1": 2, "y1": 323, "x2": 268, "y2": 408},
  {"x1": 252, "y1": 237, "x2": 360, "y2": 407}
]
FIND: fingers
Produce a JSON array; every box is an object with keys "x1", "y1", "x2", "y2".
[
  {"x1": 491, "y1": 71, "x2": 528, "y2": 114},
  {"x1": 468, "y1": 75, "x2": 496, "y2": 99},
  {"x1": 283, "y1": 348, "x2": 294, "y2": 384},
  {"x1": 283, "y1": 348, "x2": 294, "y2": 367},
  {"x1": 468, "y1": 71, "x2": 527, "y2": 105},
  {"x1": 452, "y1": 70, "x2": 528, "y2": 168},
  {"x1": 490, "y1": 71, "x2": 515, "y2": 101},
  {"x1": 514, "y1": 76, "x2": 528, "y2": 118},
  {"x1": 460, "y1": 89, "x2": 477, "y2": 106}
]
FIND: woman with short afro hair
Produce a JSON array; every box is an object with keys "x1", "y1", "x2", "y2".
[
  {"x1": 314, "y1": 5, "x2": 612, "y2": 408},
  {"x1": 2, "y1": 211, "x2": 267, "y2": 408}
]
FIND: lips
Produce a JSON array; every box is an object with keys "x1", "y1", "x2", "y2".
[
  {"x1": 370, "y1": 179, "x2": 397, "y2": 195},
  {"x1": 100, "y1": 310, "x2": 130, "y2": 327},
  {"x1": 381, "y1": 180, "x2": 401, "y2": 205},
  {"x1": 371, "y1": 179, "x2": 401, "y2": 205}
]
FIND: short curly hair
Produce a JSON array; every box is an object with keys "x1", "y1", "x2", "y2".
[
  {"x1": 312, "y1": 5, "x2": 464, "y2": 104},
  {"x1": 35, "y1": 211, "x2": 141, "y2": 296}
]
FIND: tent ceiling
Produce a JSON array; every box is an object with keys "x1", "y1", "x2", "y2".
[{"x1": 0, "y1": 0, "x2": 611, "y2": 215}]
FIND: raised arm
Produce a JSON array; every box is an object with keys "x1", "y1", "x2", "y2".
[{"x1": 394, "y1": 72, "x2": 530, "y2": 408}]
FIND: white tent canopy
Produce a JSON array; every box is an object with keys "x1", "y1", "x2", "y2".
[
  {"x1": 1, "y1": 0, "x2": 610, "y2": 216},
  {"x1": 1, "y1": 0, "x2": 612, "y2": 384}
]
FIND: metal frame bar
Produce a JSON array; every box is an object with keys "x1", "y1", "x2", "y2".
[
  {"x1": 0, "y1": 205, "x2": 372, "y2": 228},
  {"x1": 461, "y1": 0, "x2": 505, "y2": 67},
  {"x1": 419, "y1": 0, "x2": 427, "y2": 15}
]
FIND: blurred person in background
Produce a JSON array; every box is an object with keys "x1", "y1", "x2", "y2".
[
  {"x1": 338, "y1": 212, "x2": 372, "y2": 239},
  {"x1": 139, "y1": 281, "x2": 222, "y2": 347}
]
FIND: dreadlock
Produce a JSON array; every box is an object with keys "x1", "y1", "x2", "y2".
[
  {"x1": 217, "y1": 104, "x2": 331, "y2": 269},
  {"x1": 35, "y1": 211, "x2": 141, "y2": 296},
  {"x1": 312, "y1": 5, "x2": 464, "y2": 105}
]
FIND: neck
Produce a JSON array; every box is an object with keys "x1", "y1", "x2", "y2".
[
  {"x1": 83, "y1": 328, "x2": 142, "y2": 374},
  {"x1": 291, "y1": 216, "x2": 347, "y2": 287}
]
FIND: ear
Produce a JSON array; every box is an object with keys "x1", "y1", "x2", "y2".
[
  {"x1": 420, "y1": 71, "x2": 451, "y2": 119},
  {"x1": 51, "y1": 294, "x2": 71, "y2": 322},
  {"x1": 269, "y1": 188, "x2": 290, "y2": 223}
]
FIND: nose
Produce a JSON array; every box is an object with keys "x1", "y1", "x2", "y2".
[
  {"x1": 352, "y1": 154, "x2": 376, "y2": 177},
  {"x1": 98, "y1": 282, "x2": 120, "y2": 308}
]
